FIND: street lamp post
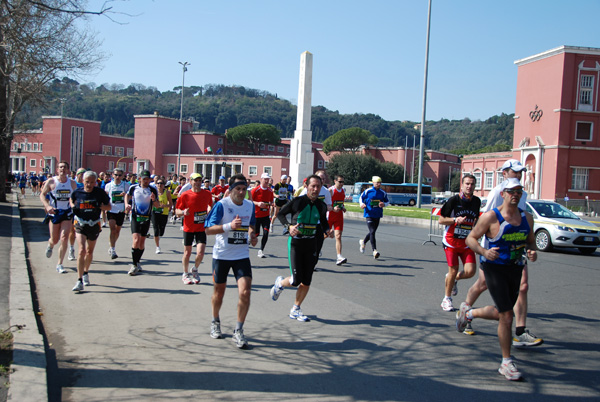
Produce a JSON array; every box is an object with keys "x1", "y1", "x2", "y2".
[
  {"x1": 177, "y1": 62, "x2": 190, "y2": 177},
  {"x1": 59, "y1": 98, "x2": 66, "y2": 164},
  {"x1": 417, "y1": 0, "x2": 432, "y2": 208}
]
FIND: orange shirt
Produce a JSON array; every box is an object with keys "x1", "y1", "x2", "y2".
[
  {"x1": 250, "y1": 186, "x2": 274, "y2": 218},
  {"x1": 176, "y1": 189, "x2": 213, "y2": 232}
]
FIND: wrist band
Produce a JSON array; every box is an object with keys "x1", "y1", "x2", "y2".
[{"x1": 223, "y1": 223, "x2": 231, "y2": 232}]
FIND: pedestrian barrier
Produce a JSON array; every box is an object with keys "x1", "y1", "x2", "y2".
[{"x1": 423, "y1": 207, "x2": 444, "y2": 245}]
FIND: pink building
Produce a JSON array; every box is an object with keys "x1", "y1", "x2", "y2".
[{"x1": 463, "y1": 46, "x2": 600, "y2": 201}]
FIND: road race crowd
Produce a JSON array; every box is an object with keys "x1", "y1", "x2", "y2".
[{"x1": 13, "y1": 158, "x2": 543, "y2": 380}]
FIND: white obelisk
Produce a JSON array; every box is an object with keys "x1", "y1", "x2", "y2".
[{"x1": 289, "y1": 51, "x2": 315, "y2": 190}]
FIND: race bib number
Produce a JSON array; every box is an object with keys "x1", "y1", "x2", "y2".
[
  {"x1": 510, "y1": 244, "x2": 527, "y2": 265},
  {"x1": 297, "y1": 223, "x2": 317, "y2": 237},
  {"x1": 136, "y1": 215, "x2": 149, "y2": 223},
  {"x1": 333, "y1": 201, "x2": 344, "y2": 208},
  {"x1": 228, "y1": 226, "x2": 249, "y2": 244},
  {"x1": 111, "y1": 191, "x2": 124, "y2": 204},
  {"x1": 152, "y1": 206, "x2": 163, "y2": 213},
  {"x1": 453, "y1": 224, "x2": 472, "y2": 239},
  {"x1": 194, "y1": 211, "x2": 207, "y2": 224},
  {"x1": 56, "y1": 189, "x2": 71, "y2": 201},
  {"x1": 370, "y1": 199, "x2": 381, "y2": 207}
]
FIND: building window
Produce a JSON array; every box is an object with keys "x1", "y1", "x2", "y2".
[
  {"x1": 263, "y1": 166, "x2": 272, "y2": 176},
  {"x1": 12, "y1": 142, "x2": 17, "y2": 151},
  {"x1": 260, "y1": 144, "x2": 265, "y2": 151},
  {"x1": 26, "y1": 143, "x2": 31, "y2": 151},
  {"x1": 572, "y1": 168, "x2": 589, "y2": 190},
  {"x1": 102, "y1": 145, "x2": 112, "y2": 155},
  {"x1": 484, "y1": 171, "x2": 494, "y2": 190},
  {"x1": 108, "y1": 161, "x2": 115, "y2": 171},
  {"x1": 127, "y1": 148, "x2": 133, "y2": 156},
  {"x1": 324, "y1": 161, "x2": 329, "y2": 168},
  {"x1": 128, "y1": 163, "x2": 133, "y2": 173},
  {"x1": 496, "y1": 171, "x2": 504, "y2": 187},
  {"x1": 277, "y1": 146, "x2": 284, "y2": 153},
  {"x1": 286, "y1": 147, "x2": 290, "y2": 153},
  {"x1": 167, "y1": 163, "x2": 175, "y2": 173},
  {"x1": 575, "y1": 122, "x2": 593, "y2": 142},
  {"x1": 579, "y1": 75, "x2": 594, "y2": 106},
  {"x1": 473, "y1": 171, "x2": 482, "y2": 190},
  {"x1": 268, "y1": 145, "x2": 275, "y2": 151},
  {"x1": 116, "y1": 147, "x2": 124, "y2": 157},
  {"x1": 218, "y1": 137, "x2": 224, "y2": 145},
  {"x1": 180, "y1": 164, "x2": 188, "y2": 174},
  {"x1": 237, "y1": 151, "x2": 244, "y2": 155},
  {"x1": 248, "y1": 166, "x2": 257, "y2": 176},
  {"x1": 317, "y1": 160, "x2": 324, "y2": 169},
  {"x1": 39, "y1": 143, "x2": 43, "y2": 151},
  {"x1": 30, "y1": 159, "x2": 36, "y2": 167},
  {"x1": 237, "y1": 141, "x2": 245, "y2": 147},
  {"x1": 40, "y1": 159, "x2": 43, "y2": 168},
  {"x1": 33, "y1": 143, "x2": 38, "y2": 151}
]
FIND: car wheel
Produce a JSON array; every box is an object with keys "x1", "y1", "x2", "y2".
[
  {"x1": 579, "y1": 247, "x2": 596, "y2": 255},
  {"x1": 408, "y1": 199, "x2": 416, "y2": 207},
  {"x1": 535, "y1": 229, "x2": 553, "y2": 252}
]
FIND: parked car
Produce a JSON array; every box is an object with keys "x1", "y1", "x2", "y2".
[{"x1": 526, "y1": 200, "x2": 599, "y2": 255}]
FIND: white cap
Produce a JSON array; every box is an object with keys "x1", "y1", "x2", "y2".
[
  {"x1": 281, "y1": 174, "x2": 288, "y2": 180},
  {"x1": 501, "y1": 159, "x2": 526, "y2": 172},
  {"x1": 502, "y1": 177, "x2": 523, "y2": 191},
  {"x1": 261, "y1": 173, "x2": 271, "y2": 179}
]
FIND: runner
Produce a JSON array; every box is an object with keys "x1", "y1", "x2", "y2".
[
  {"x1": 175, "y1": 172, "x2": 213, "y2": 284},
  {"x1": 359, "y1": 176, "x2": 389, "y2": 259},
  {"x1": 458, "y1": 159, "x2": 543, "y2": 345},
  {"x1": 457, "y1": 178, "x2": 537, "y2": 381},
  {"x1": 211, "y1": 175, "x2": 228, "y2": 203},
  {"x1": 270, "y1": 174, "x2": 291, "y2": 232},
  {"x1": 18, "y1": 172, "x2": 27, "y2": 198},
  {"x1": 98, "y1": 171, "x2": 110, "y2": 227},
  {"x1": 205, "y1": 173, "x2": 258, "y2": 349},
  {"x1": 68, "y1": 168, "x2": 87, "y2": 262},
  {"x1": 168, "y1": 174, "x2": 181, "y2": 222},
  {"x1": 250, "y1": 173, "x2": 274, "y2": 258},
  {"x1": 151, "y1": 178, "x2": 173, "y2": 254},
  {"x1": 104, "y1": 168, "x2": 130, "y2": 259},
  {"x1": 124, "y1": 170, "x2": 160, "y2": 276},
  {"x1": 30, "y1": 172, "x2": 39, "y2": 196},
  {"x1": 269, "y1": 175, "x2": 332, "y2": 321},
  {"x1": 70, "y1": 171, "x2": 111, "y2": 292},
  {"x1": 438, "y1": 174, "x2": 480, "y2": 312},
  {"x1": 299, "y1": 170, "x2": 332, "y2": 262},
  {"x1": 328, "y1": 175, "x2": 348, "y2": 265},
  {"x1": 40, "y1": 161, "x2": 78, "y2": 274}
]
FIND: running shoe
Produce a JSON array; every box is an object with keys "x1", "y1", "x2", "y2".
[
  {"x1": 102, "y1": 222, "x2": 107, "y2": 228},
  {"x1": 498, "y1": 361, "x2": 523, "y2": 381},
  {"x1": 257, "y1": 249, "x2": 266, "y2": 258},
  {"x1": 56, "y1": 264, "x2": 67, "y2": 274},
  {"x1": 463, "y1": 320, "x2": 475, "y2": 336},
  {"x1": 68, "y1": 247, "x2": 76, "y2": 261},
  {"x1": 513, "y1": 330, "x2": 543, "y2": 347},
  {"x1": 82, "y1": 273, "x2": 90, "y2": 286},
  {"x1": 110, "y1": 249, "x2": 118, "y2": 260},
  {"x1": 289, "y1": 306, "x2": 310, "y2": 322},
  {"x1": 232, "y1": 329, "x2": 249, "y2": 349},
  {"x1": 441, "y1": 297, "x2": 454, "y2": 312},
  {"x1": 373, "y1": 250, "x2": 380, "y2": 259},
  {"x1": 269, "y1": 224, "x2": 273, "y2": 232},
  {"x1": 155, "y1": 247, "x2": 162, "y2": 254},
  {"x1": 137, "y1": 264, "x2": 143, "y2": 272},
  {"x1": 46, "y1": 245, "x2": 53, "y2": 258},
  {"x1": 210, "y1": 321, "x2": 222, "y2": 339},
  {"x1": 455, "y1": 301, "x2": 471, "y2": 332},
  {"x1": 359, "y1": 239, "x2": 365, "y2": 253},
  {"x1": 108, "y1": 247, "x2": 112, "y2": 256},
  {"x1": 336, "y1": 256, "x2": 347, "y2": 266},
  {"x1": 191, "y1": 267, "x2": 201, "y2": 284},
  {"x1": 72, "y1": 280, "x2": 84, "y2": 293},
  {"x1": 182, "y1": 272, "x2": 193, "y2": 285},
  {"x1": 270, "y1": 276, "x2": 284, "y2": 301},
  {"x1": 446, "y1": 273, "x2": 458, "y2": 296},
  {"x1": 128, "y1": 264, "x2": 139, "y2": 276}
]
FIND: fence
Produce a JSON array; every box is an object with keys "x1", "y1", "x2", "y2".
[
  {"x1": 554, "y1": 198, "x2": 599, "y2": 217},
  {"x1": 423, "y1": 207, "x2": 444, "y2": 245}
]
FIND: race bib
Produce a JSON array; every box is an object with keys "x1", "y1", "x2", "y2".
[
  {"x1": 297, "y1": 223, "x2": 317, "y2": 237},
  {"x1": 152, "y1": 206, "x2": 163, "y2": 213},
  {"x1": 194, "y1": 211, "x2": 207, "y2": 224},
  {"x1": 56, "y1": 189, "x2": 71, "y2": 201},
  {"x1": 333, "y1": 201, "x2": 344, "y2": 208},
  {"x1": 111, "y1": 191, "x2": 124, "y2": 204},
  {"x1": 228, "y1": 226, "x2": 249, "y2": 244},
  {"x1": 136, "y1": 215, "x2": 149, "y2": 223},
  {"x1": 370, "y1": 199, "x2": 381, "y2": 207},
  {"x1": 453, "y1": 224, "x2": 472, "y2": 239},
  {"x1": 510, "y1": 244, "x2": 527, "y2": 265}
]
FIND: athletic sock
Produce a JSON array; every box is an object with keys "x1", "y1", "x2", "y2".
[
  {"x1": 212, "y1": 317, "x2": 220, "y2": 323},
  {"x1": 502, "y1": 357, "x2": 512, "y2": 365},
  {"x1": 131, "y1": 248, "x2": 137, "y2": 264},
  {"x1": 466, "y1": 310, "x2": 474, "y2": 320},
  {"x1": 236, "y1": 322, "x2": 244, "y2": 331},
  {"x1": 515, "y1": 326, "x2": 526, "y2": 336}
]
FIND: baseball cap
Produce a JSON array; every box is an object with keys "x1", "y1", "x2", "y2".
[
  {"x1": 219, "y1": 175, "x2": 226, "y2": 180},
  {"x1": 372, "y1": 176, "x2": 382, "y2": 183},
  {"x1": 139, "y1": 170, "x2": 151, "y2": 178},
  {"x1": 261, "y1": 173, "x2": 271, "y2": 179},
  {"x1": 281, "y1": 174, "x2": 288, "y2": 180},
  {"x1": 150, "y1": 174, "x2": 156, "y2": 179},
  {"x1": 190, "y1": 173, "x2": 202, "y2": 180},
  {"x1": 502, "y1": 177, "x2": 523, "y2": 191},
  {"x1": 76, "y1": 168, "x2": 86, "y2": 175},
  {"x1": 501, "y1": 159, "x2": 526, "y2": 172}
]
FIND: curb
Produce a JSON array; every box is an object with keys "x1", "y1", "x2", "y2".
[
  {"x1": 344, "y1": 211, "x2": 432, "y2": 229},
  {"x1": 8, "y1": 194, "x2": 48, "y2": 402}
]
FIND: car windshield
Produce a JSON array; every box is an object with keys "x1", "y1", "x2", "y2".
[{"x1": 529, "y1": 202, "x2": 580, "y2": 220}]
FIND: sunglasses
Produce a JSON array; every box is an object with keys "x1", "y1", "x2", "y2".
[
  {"x1": 156, "y1": 182, "x2": 165, "y2": 185},
  {"x1": 505, "y1": 189, "x2": 523, "y2": 195},
  {"x1": 337, "y1": 180, "x2": 344, "y2": 183},
  {"x1": 114, "y1": 173, "x2": 122, "y2": 176}
]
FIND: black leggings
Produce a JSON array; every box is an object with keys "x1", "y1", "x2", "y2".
[
  {"x1": 255, "y1": 216, "x2": 270, "y2": 251},
  {"x1": 288, "y1": 237, "x2": 317, "y2": 286},
  {"x1": 363, "y1": 217, "x2": 380, "y2": 251},
  {"x1": 152, "y1": 213, "x2": 168, "y2": 237}
]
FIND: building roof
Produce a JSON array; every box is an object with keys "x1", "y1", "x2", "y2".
[{"x1": 514, "y1": 45, "x2": 600, "y2": 66}]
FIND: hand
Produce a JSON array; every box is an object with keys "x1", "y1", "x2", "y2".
[
  {"x1": 483, "y1": 247, "x2": 500, "y2": 261},
  {"x1": 360, "y1": 203, "x2": 366, "y2": 209},
  {"x1": 231, "y1": 215, "x2": 242, "y2": 230},
  {"x1": 150, "y1": 193, "x2": 156, "y2": 201},
  {"x1": 288, "y1": 224, "x2": 299, "y2": 237},
  {"x1": 125, "y1": 205, "x2": 132, "y2": 214},
  {"x1": 45, "y1": 205, "x2": 56, "y2": 215},
  {"x1": 250, "y1": 233, "x2": 258, "y2": 247},
  {"x1": 526, "y1": 249, "x2": 537, "y2": 262},
  {"x1": 378, "y1": 201, "x2": 385, "y2": 208},
  {"x1": 183, "y1": 208, "x2": 189, "y2": 216},
  {"x1": 328, "y1": 230, "x2": 334, "y2": 239}
]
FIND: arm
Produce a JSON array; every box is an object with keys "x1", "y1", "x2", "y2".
[
  {"x1": 465, "y1": 211, "x2": 499, "y2": 261},
  {"x1": 40, "y1": 178, "x2": 55, "y2": 214},
  {"x1": 525, "y1": 212, "x2": 537, "y2": 262}
]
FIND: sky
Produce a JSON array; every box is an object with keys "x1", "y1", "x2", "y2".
[{"x1": 83, "y1": 0, "x2": 600, "y2": 122}]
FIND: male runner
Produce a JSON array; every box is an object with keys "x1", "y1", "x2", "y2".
[
  {"x1": 359, "y1": 176, "x2": 389, "y2": 259},
  {"x1": 329, "y1": 175, "x2": 348, "y2": 265},
  {"x1": 40, "y1": 161, "x2": 78, "y2": 274},
  {"x1": 205, "y1": 174, "x2": 257, "y2": 349},
  {"x1": 458, "y1": 159, "x2": 543, "y2": 346},
  {"x1": 250, "y1": 173, "x2": 274, "y2": 258},
  {"x1": 175, "y1": 173, "x2": 213, "y2": 284},
  {"x1": 299, "y1": 170, "x2": 333, "y2": 262},
  {"x1": 104, "y1": 168, "x2": 130, "y2": 259},
  {"x1": 270, "y1": 174, "x2": 290, "y2": 232},
  {"x1": 70, "y1": 171, "x2": 111, "y2": 292},
  {"x1": 18, "y1": 172, "x2": 27, "y2": 198},
  {"x1": 124, "y1": 170, "x2": 159, "y2": 276},
  {"x1": 152, "y1": 178, "x2": 173, "y2": 254},
  {"x1": 211, "y1": 175, "x2": 228, "y2": 202},
  {"x1": 68, "y1": 167, "x2": 87, "y2": 262},
  {"x1": 270, "y1": 175, "x2": 332, "y2": 321},
  {"x1": 30, "y1": 172, "x2": 39, "y2": 196},
  {"x1": 438, "y1": 174, "x2": 480, "y2": 311},
  {"x1": 458, "y1": 178, "x2": 537, "y2": 381}
]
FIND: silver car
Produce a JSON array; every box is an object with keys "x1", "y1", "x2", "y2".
[{"x1": 526, "y1": 200, "x2": 599, "y2": 255}]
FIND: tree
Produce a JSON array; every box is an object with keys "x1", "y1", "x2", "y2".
[
  {"x1": 325, "y1": 153, "x2": 404, "y2": 185},
  {"x1": 225, "y1": 123, "x2": 280, "y2": 155},
  {"x1": 322, "y1": 127, "x2": 378, "y2": 154},
  {"x1": 0, "y1": 0, "x2": 110, "y2": 201}
]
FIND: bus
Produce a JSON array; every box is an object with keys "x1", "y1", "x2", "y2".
[{"x1": 351, "y1": 182, "x2": 432, "y2": 206}]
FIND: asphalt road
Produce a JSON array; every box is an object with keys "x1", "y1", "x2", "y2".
[{"x1": 18, "y1": 197, "x2": 600, "y2": 402}]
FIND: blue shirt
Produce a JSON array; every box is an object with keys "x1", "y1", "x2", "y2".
[
  {"x1": 481, "y1": 208, "x2": 530, "y2": 266},
  {"x1": 359, "y1": 187, "x2": 389, "y2": 218}
]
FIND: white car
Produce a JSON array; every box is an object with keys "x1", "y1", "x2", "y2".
[{"x1": 526, "y1": 200, "x2": 599, "y2": 255}]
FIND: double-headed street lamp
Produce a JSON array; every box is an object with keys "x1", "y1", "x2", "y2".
[{"x1": 177, "y1": 61, "x2": 190, "y2": 177}]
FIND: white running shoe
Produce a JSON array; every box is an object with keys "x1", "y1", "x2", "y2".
[
  {"x1": 373, "y1": 250, "x2": 380, "y2": 259},
  {"x1": 269, "y1": 224, "x2": 273, "y2": 232},
  {"x1": 155, "y1": 247, "x2": 161, "y2": 254},
  {"x1": 456, "y1": 302, "x2": 471, "y2": 332},
  {"x1": 72, "y1": 280, "x2": 84, "y2": 292},
  {"x1": 498, "y1": 361, "x2": 523, "y2": 381},
  {"x1": 110, "y1": 249, "x2": 118, "y2": 260},
  {"x1": 270, "y1": 276, "x2": 284, "y2": 301},
  {"x1": 257, "y1": 250, "x2": 265, "y2": 258},
  {"x1": 68, "y1": 247, "x2": 76, "y2": 261},
  {"x1": 46, "y1": 245, "x2": 53, "y2": 258},
  {"x1": 446, "y1": 273, "x2": 458, "y2": 296},
  {"x1": 82, "y1": 273, "x2": 90, "y2": 286},
  {"x1": 56, "y1": 264, "x2": 67, "y2": 274},
  {"x1": 359, "y1": 239, "x2": 365, "y2": 253},
  {"x1": 102, "y1": 222, "x2": 107, "y2": 228},
  {"x1": 289, "y1": 306, "x2": 310, "y2": 322},
  {"x1": 232, "y1": 329, "x2": 249, "y2": 349},
  {"x1": 182, "y1": 272, "x2": 193, "y2": 285},
  {"x1": 336, "y1": 256, "x2": 347, "y2": 266},
  {"x1": 191, "y1": 268, "x2": 201, "y2": 284},
  {"x1": 441, "y1": 297, "x2": 454, "y2": 312},
  {"x1": 128, "y1": 264, "x2": 139, "y2": 276}
]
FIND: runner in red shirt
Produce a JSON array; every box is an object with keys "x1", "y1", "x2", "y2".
[
  {"x1": 250, "y1": 173, "x2": 274, "y2": 258},
  {"x1": 176, "y1": 172, "x2": 213, "y2": 285},
  {"x1": 328, "y1": 175, "x2": 348, "y2": 266},
  {"x1": 211, "y1": 175, "x2": 229, "y2": 202}
]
